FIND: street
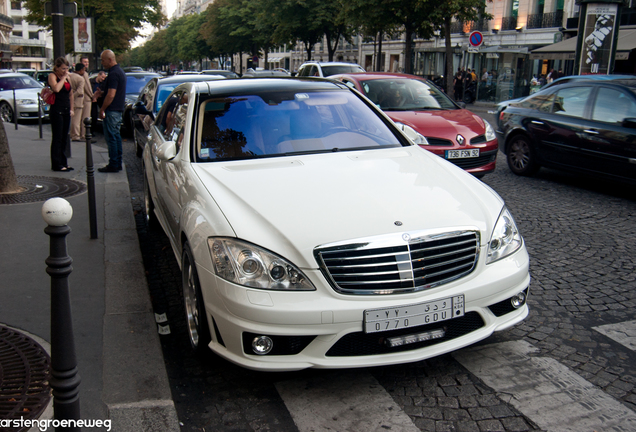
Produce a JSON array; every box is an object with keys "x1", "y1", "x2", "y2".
[{"x1": 118, "y1": 106, "x2": 636, "y2": 432}]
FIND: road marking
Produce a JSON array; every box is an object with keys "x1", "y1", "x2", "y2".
[
  {"x1": 454, "y1": 340, "x2": 636, "y2": 432},
  {"x1": 276, "y1": 371, "x2": 419, "y2": 432},
  {"x1": 593, "y1": 320, "x2": 636, "y2": 351}
]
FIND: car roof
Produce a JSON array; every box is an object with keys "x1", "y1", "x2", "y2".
[
  {"x1": 303, "y1": 61, "x2": 360, "y2": 66},
  {"x1": 331, "y1": 72, "x2": 427, "y2": 81},
  {"x1": 126, "y1": 72, "x2": 161, "y2": 77},
  {"x1": 184, "y1": 77, "x2": 347, "y2": 95},
  {"x1": 157, "y1": 74, "x2": 226, "y2": 85}
]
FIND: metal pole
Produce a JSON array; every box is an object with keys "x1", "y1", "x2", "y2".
[
  {"x1": 42, "y1": 198, "x2": 81, "y2": 431},
  {"x1": 84, "y1": 118, "x2": 98, "y2": 239},
  {"x1": 52, "y1": 0, "x2": 65, "y2": 60},
  {"x1": 38, "y1": 95, "x2": 43, "y2": 139},
  {"x1": 12, "y1": 88, "x2": 17, "y2": 130}
]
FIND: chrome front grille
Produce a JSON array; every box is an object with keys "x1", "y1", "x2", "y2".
[{"x1": 315, "y1": 231, "x2": 480, "y2": 295}]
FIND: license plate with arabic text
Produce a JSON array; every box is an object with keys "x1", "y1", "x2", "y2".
[
  {"x1": 446, "y1": 149, "x2": 479, "y2": 159},
  {"x1": 364, "y1": 295, "x2": 465, "y2": 334}
]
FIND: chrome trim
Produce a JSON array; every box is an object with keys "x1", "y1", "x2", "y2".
[{"x1": 314, "y1": 229, "x2": 480, "y2": 295}]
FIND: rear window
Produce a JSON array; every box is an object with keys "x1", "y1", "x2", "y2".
[
  {"x1": 195, "y1": 90, "x2": 402, "y2": 161},
  {"x1": 126, "y1": 75, "x2": 157, "y2": 94},
  {"x1": 320, "y1": 65, "x2": 364, "y2": 77}
]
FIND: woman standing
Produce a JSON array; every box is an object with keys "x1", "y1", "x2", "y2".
[{"x1": 48, "y1": 57, "x2": 74, "y2": 172}]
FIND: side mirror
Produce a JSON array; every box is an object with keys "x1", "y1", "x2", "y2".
[
  {"x1": 156, "y1": 140, "x2": 177, "y2": 161},
  {"x1": 622, "y1": 118, "x2": 636, "y2": 129},
  {"x1": 133, "y1": 100, "x2": 151, "y2": 116}
]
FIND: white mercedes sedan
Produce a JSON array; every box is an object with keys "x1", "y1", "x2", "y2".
[{"x1": 142, "y1": 78, "x2": 530, "y2": 371}]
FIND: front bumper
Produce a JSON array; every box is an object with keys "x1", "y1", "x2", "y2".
[{"x1": 197, "y1": 244, "x2": 530, "y2": 371}]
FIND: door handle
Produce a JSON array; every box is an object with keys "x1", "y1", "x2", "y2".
[
  {"x1": 584, "y1": 129, "x2": 599, "y2": 135},
  {"x1": 530, "y1": 120, "x2": 545, "y2": 125}
]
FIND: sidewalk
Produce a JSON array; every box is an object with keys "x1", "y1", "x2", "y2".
[{"x1": 0, "y1": 123, "x2": 179, "y2": 431}]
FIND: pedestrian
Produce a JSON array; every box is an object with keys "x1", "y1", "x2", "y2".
[
  {"x1": 453, "y1": 69, "x2": 463, "y2": 101},
  {"x1": 48, "y1": 57, "x2": 74, "y2": 172},
  {"x1": 79, "y1": 56, "x2": 94, "y2": 140},
  {"x1": 90, "y1": 70, "x2": 107, "y2": 128},
  {"x1": 69, "y1": 63, "x2": 86, "y2": 142},
  {"x1": 96, "y1": 49, "x2": 126, "y2": 173}
]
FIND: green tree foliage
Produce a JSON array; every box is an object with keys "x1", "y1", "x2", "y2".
[{"x1": 23, "y1": 0, "x2": 165, "y2": 54}]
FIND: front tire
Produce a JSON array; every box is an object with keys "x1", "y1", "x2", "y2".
[
  {"x1": 507, "y1": 135, "x2": 539, "y2": 176},
  {"x1": 182, "y1": 242, "x2": 211, "y2": 355},
  {"x1": 0, "y1": 102, "x2": 14, "y2": 122}
]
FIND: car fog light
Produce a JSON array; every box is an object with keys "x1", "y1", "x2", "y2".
[
  {"x1": 252, "y1": 335, "x2": 273, "y2": 355},
  {"x1": 511, "y1": 291, "x2": 527, "y2": 309}
]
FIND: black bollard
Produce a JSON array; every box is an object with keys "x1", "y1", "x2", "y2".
[
  {"x1": 84, "y1": 117, "x2": 98, "y2": 239},
  {"x1": 37, "y1": 95, "x2": 43, "y2": 139},
  {"x1": 42, "y1": 198, "x2": 82, "y2": 431},
  {"x1": 12, "y1": 88, "x2": 17, "y2": 130}
]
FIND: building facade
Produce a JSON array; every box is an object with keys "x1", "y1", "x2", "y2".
[{"x1": 8, "y1": 0, "x2": 51, "y2": 70}]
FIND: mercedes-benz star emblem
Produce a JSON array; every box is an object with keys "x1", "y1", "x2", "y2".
[{"x1": 456, "y1": 134, "x2": 465, "y2": 145}]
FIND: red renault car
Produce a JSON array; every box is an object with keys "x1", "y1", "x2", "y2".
[{"x1": 331, "y1": 73, "x2": 498, "y2": 177}]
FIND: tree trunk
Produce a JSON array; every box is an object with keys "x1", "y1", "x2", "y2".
[
  {"x1": 326, "y1": 32, "x2": 340, "y2": 62},
  {"x1": 445, "y1": 17, "x2": 454, "y2": 98},
  {"x1": 264, "y1": 48, "x2": 269, "y2": 70},
  {"x1": 305, "y1": 42, "x2": 313, "y2": 61},
  {"x1": 0, "y1": 119, "x2": 21, "y2": 194},
  {"x1": 376, "y1": 31, "x2": 383, "y2": 72},
  {"x1": 403, "y1": 24, "x2": 413, "y2": 74}
]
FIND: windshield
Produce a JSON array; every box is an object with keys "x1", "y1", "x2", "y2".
[
  {"x1": 195, "y1": 90, "x2": 402, "y2": 162},
  {"x1": 126, "y1": 75, "x2": 156, "y2": 95},
  {"x1": 360, "y1": 78, "x2": 457, "y2": 111},
  {"x1": 0, "y1": 75, "x2": 42, "y2": 90}
]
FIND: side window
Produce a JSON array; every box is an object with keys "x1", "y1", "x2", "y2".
[
  {"x1": 298, "y1": 66, "x2": 308, "y2": 77},
  {"x1": 143, "y1": 81, "x2": 156, "y2": 111},
  {"x1": 518, "y1": 92, "x2": 555, "y2": 112},
  {"x1": 592, "y1": 88, "x2": 636, "y2": 124},
  {"x1": 310, "y1": 65, "x2": 319, "y2": 77},
  {"x1": 155, "y1": 91, "x2": 185, "y2": 142},
  {"x1": 552, "y1": 87, "x2": 592, "y2": 118}
]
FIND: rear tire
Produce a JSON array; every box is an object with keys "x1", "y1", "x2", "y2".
[
  {"x1": 182, "y1": 242, "x2": 211, "y2": 355},
  {"x1": 506, "y1": 135, "x2": 539, "y2": 176},
  {"x1": 0, "y1": 102, "x2": 14, "y2": 123}
]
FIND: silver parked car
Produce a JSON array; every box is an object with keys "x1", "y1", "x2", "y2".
[{"x1": 0, "y1": 73, "x2": 48, "y2": 122}]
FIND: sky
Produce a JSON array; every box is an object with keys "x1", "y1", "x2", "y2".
[{"x1": 131, "y1": 0, "x2": 177, "y2": 48}]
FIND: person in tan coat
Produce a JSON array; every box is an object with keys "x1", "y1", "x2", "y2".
[
  {"x1": 79, "y1": 56, "x2": 94, "y2": 140},
  {"x1": 69, "y1": 64, "x2": 86, "y2": 141}
]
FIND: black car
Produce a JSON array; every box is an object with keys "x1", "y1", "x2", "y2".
[
  {"x1": 131, "y1": 74, "x2": 225, "y2": 156},
  {"x1": 500, "y1": 79, "x2": 636, "y2": 184},
  {"x1": 122, "y1": 72, "x2": 161, "y2": 136}
]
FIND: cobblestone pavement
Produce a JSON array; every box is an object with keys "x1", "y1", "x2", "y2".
[{"x1": 117, "y1": 104, "x2": 636, "y2": 431}]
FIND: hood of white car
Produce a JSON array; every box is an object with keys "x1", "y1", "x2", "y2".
[{"x1": 192, "y1": 146, "x2": 503, "y2": 268}]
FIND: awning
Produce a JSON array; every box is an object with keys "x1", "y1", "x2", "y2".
[
  {"x1": 479, "y1": 45, "x2": 529, "y2": 54},
  {"x1": 530, "y1": 28, "x2": 636, "y2": 59}
]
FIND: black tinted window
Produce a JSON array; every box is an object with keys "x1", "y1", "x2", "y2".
[
  {"x1": 321, "y1": 65, "x2": 364, "y2": 77},
  {"x1": 592, "y1": 88, "x2": 636, "y2": 123},
  {"x1": 552, "y1": 87, "x2": 592, "y2": 118}
]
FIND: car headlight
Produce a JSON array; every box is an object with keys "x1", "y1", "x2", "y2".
[
  {"x1": 487, "y1": 207, "x2": 523, "y2": 264},
  {"x1": 394, "y1": 122, "x2": 429, "y2": 145},
  {"x1": 208, "y1": 238, "x2": 315, "y2": 291},
  {"x1": 16, "y1": 99, "x2": 36, "y2": 105},
  {"x1": 484, "y1": 120, "x2": 496, "y2": 141}
]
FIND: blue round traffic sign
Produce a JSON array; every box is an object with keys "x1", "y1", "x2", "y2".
[{"x1": 469, "y1": 31, "x2": 483, "y2": 47}]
